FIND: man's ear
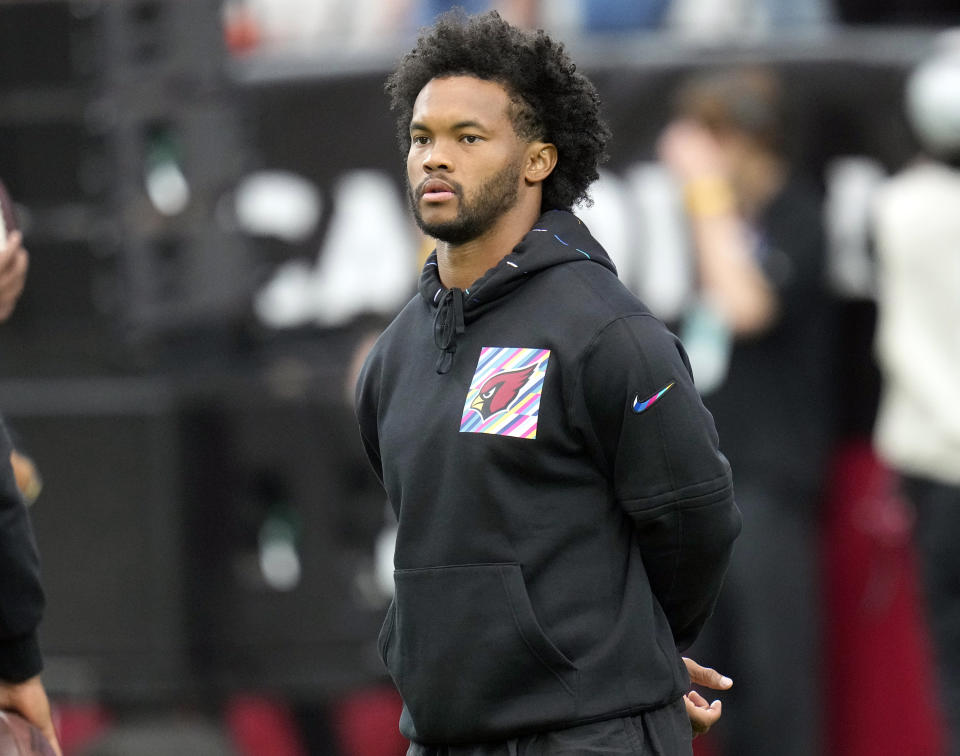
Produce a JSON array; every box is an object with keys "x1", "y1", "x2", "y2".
[{"x1": 525, "y1": 142, "x2": 558, "y2": 185}]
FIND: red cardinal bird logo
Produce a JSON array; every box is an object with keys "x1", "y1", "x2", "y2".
[{"x1": 470, "y1": 363, "x2": 537, "y2": 420}]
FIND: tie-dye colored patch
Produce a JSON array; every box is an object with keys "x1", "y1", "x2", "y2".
[{"x1": 460, "y1": 346, "x2": 551, "y2": 439}]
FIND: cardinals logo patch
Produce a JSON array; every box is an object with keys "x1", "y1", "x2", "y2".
[{"x1": 460, "y1": 346, "x2": 550, "y2": 439}]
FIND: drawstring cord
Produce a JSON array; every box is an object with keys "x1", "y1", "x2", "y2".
[{"x1": 433, "y1": 287, "x2": 465, "y2": 374}]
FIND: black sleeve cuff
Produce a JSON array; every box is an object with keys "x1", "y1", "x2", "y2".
[{"x1": 0, "y1": 631, "x2": 43, "y2": 683}]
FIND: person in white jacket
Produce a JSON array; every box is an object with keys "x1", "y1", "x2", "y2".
[{"x1": 872, "y1": 30, "x2": 960, "y2": 756}]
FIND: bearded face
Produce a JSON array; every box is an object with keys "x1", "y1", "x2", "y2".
[{"x1": 406, "y1": 76, "x2": 530, "y2": 246}]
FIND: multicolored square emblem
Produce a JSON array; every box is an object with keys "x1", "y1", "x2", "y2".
[{"x1": 460, "y1": 346, "x2": 550, "y2": 439}]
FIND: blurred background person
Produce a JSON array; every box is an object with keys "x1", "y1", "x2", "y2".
[
  {"x1": 657, "y1": 67, "x2": 836, "y2": 756},
  {"x1": 872, "y1": 30, "x2": 960, "y2": 756},
  {"x1": 0, "y1": 223, "x2": 61, "y2": 755}
]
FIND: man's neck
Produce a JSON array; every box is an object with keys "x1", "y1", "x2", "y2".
[{"x1": 436, "y1": 202, "x2": 541, "y2": 291}]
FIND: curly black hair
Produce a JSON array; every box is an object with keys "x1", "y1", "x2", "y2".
[{"x1": 385, "y1": 10, "x2": 610, "y2": 212}]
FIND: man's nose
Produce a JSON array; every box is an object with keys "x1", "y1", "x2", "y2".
[{"x1": 422, "y1": 140, "x2": 452, "y2": 172}]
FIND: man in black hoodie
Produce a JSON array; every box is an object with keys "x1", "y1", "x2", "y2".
[{"x1": 355, "y1": 11, "x2": 741, "y2": 755}]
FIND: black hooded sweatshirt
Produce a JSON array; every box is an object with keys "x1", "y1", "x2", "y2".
[{"x1": 356, "y1": 210, "x2": 740, "y2": 746}]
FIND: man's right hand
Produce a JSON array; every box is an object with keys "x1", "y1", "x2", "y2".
[{"x1": 682, "y1": 656, "x2": 732, "y2": 738}]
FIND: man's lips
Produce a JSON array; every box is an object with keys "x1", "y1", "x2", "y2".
[{"x1": 419, "y1": 179, "x2": 457, "y2": 202}]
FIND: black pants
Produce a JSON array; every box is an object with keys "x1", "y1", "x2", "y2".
[
  {"x1": 902, "y1": 474, "x2": 960, "y2": 756},
  {"x1": 406, "y1": 698, "x2": 691, "y2": 756}
]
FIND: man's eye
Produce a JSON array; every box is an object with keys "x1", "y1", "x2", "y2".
[
  {"x1": 461, "y1": 135, "x2": 482, "y2": 144},
  {"x1": 412, "y1": 135, "x2": 430, "y2": 145}
]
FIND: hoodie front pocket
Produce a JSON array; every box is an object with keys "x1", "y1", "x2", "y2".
[{"x1": 388, "y1": 562, "x2": 578, "y2": 743}]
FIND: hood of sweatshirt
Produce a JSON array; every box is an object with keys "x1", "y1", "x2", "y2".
[{"x1": 418, "y1": 210, "x2": 618, "y2": 373}]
